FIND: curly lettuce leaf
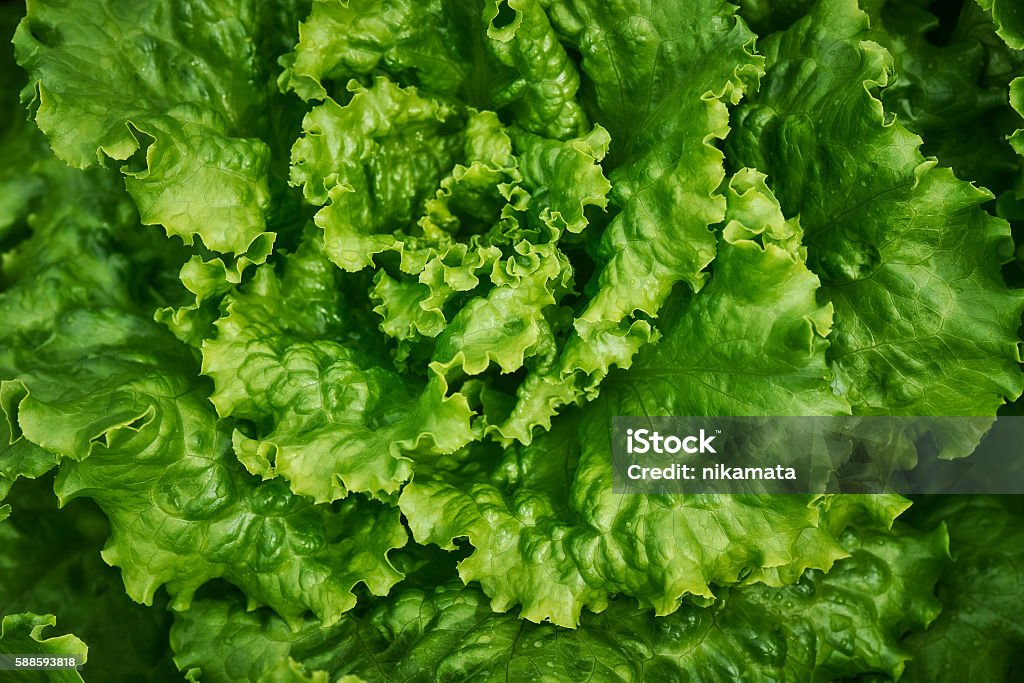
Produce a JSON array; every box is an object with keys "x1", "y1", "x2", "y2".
[
  {"x1": 483, "y1": 0, "x2": 588, "y2": 139},
  {"x1": 0, "y1": 381, "x2": 59, "y2": 508},
  {"x1": 47, "y1": 373, "x2": 408, "y2": 626},
  {"x1": 606, "y1": 168, "x2": 848, "y2": 417},
  {"x1": 734, "y1": 0, "x2": 1024, "y2": 197},
  {"x1": 548, "y1": 0, "x2": 762, "y2": 333},
  {"x1": 288, "y1": 73, "x2": 612, "y2": 443},
  {"x1": 1013, "y1": 76, "x2": 1024, "y2": 157},
  {"x1": 401, "y1": 421, "x2": 904, "y2": 627},
  {"x1": 170, "y1": 522, "x2": 946, "y2": 682},
  {"x1": 290, "y1": 77, "x2": 464, "y2": 271},
  {"x1": 12, "y1": 319, "x2": 408, "y2": 627},
  {"x1": 283, "y1": 0, "x2": 586, "y2": 140},
  {"x1": 202, "y1": 231, "x2": 474, "y2": 503},
  {"x1": 399, "y1": 173, "x2": 904, "y2": 626},
  {"x1": 0, "y1": 163, "x2": 142, "y2": 496},
  {"x1": 861, "y1": 0, "x2": 1024, "y2": 196},
  {"x1": 283, "y1": 0, "x2": 771, "y2": 445},
  {"x1": 283, "y1": 0, "x2": 502, "y2": 103},
  {"x1": 13, "y1": 0, "x2": 307, "y2": 263},
  {"x1": 729, "y1": 0, "x2": 1024, "y2": 437},
  {"x1": 0, "y1": 164, "x2": 406, "y2": 627}
]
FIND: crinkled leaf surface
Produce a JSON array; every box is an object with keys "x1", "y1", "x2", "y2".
[
  {"x1": 400, "y1": 173, "x2": 903, "y2": 626},
  {"x1": 901, "y1": 496, "x2": 1024, "y2": 682},
  {"x1": 0, "y1": 163, "x2": 406, "y2": 627},
  {"x1": 13, "y1": 0, "x2": 306, "y2": 260},
  {"x1": 734, "y1": 0, "x2": 1024, "y2": 197},
  {"x1": 288, "y1": 72, "x2": 617, "y2": 442},
  {"x1": 729, "y1": 0, "x2": 1024, "y2": 435},
  {"x1": 548, "y1": 0, "x2": 762, "y2": 323},
  {"x1": 170, "y1": 523, "x2": 945, "y2": 682},
  {"x1": 863, "y1": 0, "x2": 1024, "y2": 196},
  {"x1": 202, "y1": 231, "x2": 474, "y2": 503},
  {"x1": 282, "y1": 0, "x2": 769, "y2": 444},
  {"x1": 3, "y1": 1, "x2": 1024, "y2": 681},
  {"x1": 284, "y1": 0, "x2": 587, "y2": 141}
]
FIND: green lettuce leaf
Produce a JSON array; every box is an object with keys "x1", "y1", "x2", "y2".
[
  {"x1": 170, "y1": 522, "x2": 946, "y2": 682},
  {"x1": 283, "y1": 0, "x2": 505, "y2": 104},
  {"x1": 729, "y1": 0, "x2": 1024, "y2": 437},
  {"x1": 863, "y1": 0, "x2": 1024, "y2": 196},
  {"x1": 13, "y1": 0, "x2": 305, "y2": 262},
  {"x1": 602, "y1": 168, "x2": 848, "y2": 418},
  {"x1": 482, "y1": 0, "x2": 589, "y2": 139},
  {"x1": 0, "y1": 163, "x2": 406, "y2": 627},
  {"x1": 283, "y1": 0, "x2": 588, "y2": 140},
  {"x1": 5, "y1": 1, "x2": 1024, "y2": 681},
  {"x1": 0, "y1": 163, "x2": 140, "y2": 503},
  {"x1": 1013, "y1": 76, "x2": 1024, "y2": 157},
  {"x1": 549, "y1": 0, "x2": 762, "y2": 319},
  {"x1": 900, "y1": 496, "x2": 1024, "y2": 682},
  {"x1": 202, "y1": 231, "x2": 474, "y2": 503},
  {"x1": 977, "y1": 0, "x2": 1024, "y2": 49},
  {"x1": 282, "y1": 0, "x2": 774, "y2": 446},
  {"x1": 399, "y1": 172, "x2": 903, "y2": 626},
  {"x1": 734, "y1": 0, "x2": 1024, "y2": 198},
  {"x1": 287, "y1": 72, "x2": 613, "y2": 443},
  {"x1": 0, "y1": 2, "x2": 44, "y2": 245},
  {"x1": 0, "y1": 380, "x2": 59, "y2": 508}
]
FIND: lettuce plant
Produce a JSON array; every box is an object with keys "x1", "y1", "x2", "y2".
[{"x1": 1, "y1": 0, "x2": 1023, "y2": 680}]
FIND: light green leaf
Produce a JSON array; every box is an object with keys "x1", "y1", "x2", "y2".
[
  {"x1": 282, "y1": 0, "x2": 503, "y2": 103},
  {"x1": 290, "y1": 77, "x2": 463, "y2": 271},
  {"x1": 48, "y1": 368, "x2": 408, "y2": 626},
  {"x1": 549, "y1": 0, "x2": 762, "y2": 324},
  {"x1": 0, "y1": 381, "x2": 60, "y2": 506},
  {"x1": 202, "y1": 233, "x2": 474, "y2": 503},
  {"x1": 1011, "y1": 76, "x2": 1024, "y2": 157},
  {"x1": 510, "y1": 123, "x2": 611, "y2": 235},
  {"x1": 289, "y1": 74, "x2": 616, "y2": 442},
  {"x1": 284, "y1": 0, "x2": 587, "y2": 141},
  {"x1": 400, "y1": 175, "x2": 900, "y2": 626},
  {"x1": 484, "y1": 0, "x2": 588, "y2": 139},
  {"x1": 285, "y1": 0, "x2": 769, "y2": 445},
  {"x1": 429, "y1": 241, "x2": 571, "y2": 377},
  {"x1": 403, "y1": 420, "x2": 899, "y2": 627},
  {"x1": 0, "y1": 164, "x2": 406, "y2": 628},
  {"x1": 13, "y1": 0, "x2": 302, "y2": 259},
  {"x1": 610, "y1": 168, "x2": 849, "y2": 418}
]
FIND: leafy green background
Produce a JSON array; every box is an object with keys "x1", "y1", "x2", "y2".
[{"x1": 1, "y1": 0, "x2": 1023, "y2": 680}]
